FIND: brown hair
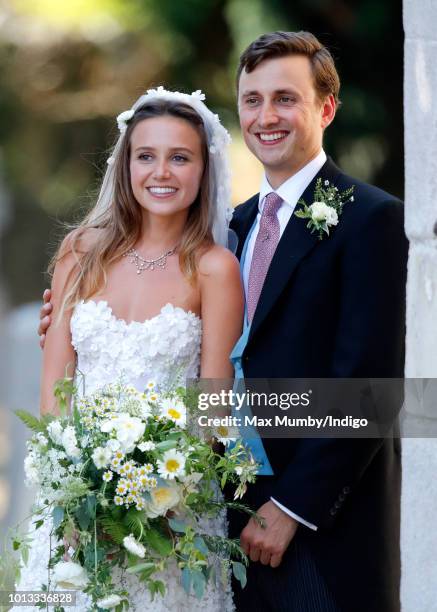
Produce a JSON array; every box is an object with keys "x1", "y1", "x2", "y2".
[
  {"x1": 52, "y1": 99, "x2": 212, "y2": 319},
  {"x1": 237, "y1": 30, "x2": 341, "y2": 106}
]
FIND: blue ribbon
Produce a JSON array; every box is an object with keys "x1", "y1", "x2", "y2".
[{"x1": 228, "y1": 219, "x2": 273, "y2": 476}]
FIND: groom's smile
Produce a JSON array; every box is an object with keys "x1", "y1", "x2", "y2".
[{"x1": 256, "y1": 130, "x2": 290, "y2": 144}]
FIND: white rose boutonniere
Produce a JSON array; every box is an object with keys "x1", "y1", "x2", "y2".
[{"x1": 295, "y1": 178, "x2": 355, "y2": 240}]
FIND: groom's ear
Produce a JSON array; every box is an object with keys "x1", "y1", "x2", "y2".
[{"x1": 320, "y1": 94, "x2": 336, "y2": 130}]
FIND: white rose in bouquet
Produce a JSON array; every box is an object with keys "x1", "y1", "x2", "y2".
[
  {"x1": 105, "y1": 438, "x2": 121, "y2": 453},
  {"x1": 52, "y1": 561, "x2": 88, "y2": 589},
  {"x1": 123, "y1": 534, "x2": 146, "y2": 558},
  {"x1": 137, "y1": 440, "x2": 156, "y2": 452},
  {"x1": 96, "y1": 594, "x2": 122, "y2": 609},
  {"x1": 47, "y1": 420, "x2": 64, "y2": 445},
  {"x1": 61, "y1": 426, "x2": 81, "y2": 459},
  {"x1": 24, "y1": 453, "x2": 40, "y2": 485},
  {"x1": 101, "y1": 414, "x2": 145, "y2": 453},
  {"x1": 143, "y1": 482, "x2": 181, "y2": 518}
]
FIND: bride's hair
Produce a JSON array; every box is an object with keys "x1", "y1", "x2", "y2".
[{"x1": 51, "y1": 99, "x2": 213, "y2": 319}]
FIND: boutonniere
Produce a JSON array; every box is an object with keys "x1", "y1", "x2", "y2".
[{"x1": 294, "y1": 178, "x2": 355, "y2": 240}]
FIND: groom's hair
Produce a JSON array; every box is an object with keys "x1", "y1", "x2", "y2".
[{"x1": 237, "y1": 31, "x2": 341, "y2": 106}]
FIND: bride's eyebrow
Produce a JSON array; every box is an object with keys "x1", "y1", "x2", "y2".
[
  {"x1": 134, "y1": 146, "x2": 195, "y2": 154},
  {"x1": 168, "y1": 147, "x2": 195, "y2": 154}
]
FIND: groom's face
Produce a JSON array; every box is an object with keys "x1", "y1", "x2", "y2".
[{"x1": 238, "y1": 54, "x2": 334, "y2": 188}]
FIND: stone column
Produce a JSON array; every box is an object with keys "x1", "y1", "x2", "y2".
[{"x1": 402, "y1": 2, "x2": 437, "y2": 610}]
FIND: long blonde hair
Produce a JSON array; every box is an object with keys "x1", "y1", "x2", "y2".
[{"x1": 51, "y1": 100, "x2": 213, "y2": 319}]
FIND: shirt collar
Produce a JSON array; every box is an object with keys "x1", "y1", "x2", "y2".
[{"x1": 258, "y1": 149, "x2": 327, "y2": 212}]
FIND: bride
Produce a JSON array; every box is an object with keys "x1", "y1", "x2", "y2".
[{"x1": 17, "y1": 87, "x2": 243, "y2": 610}]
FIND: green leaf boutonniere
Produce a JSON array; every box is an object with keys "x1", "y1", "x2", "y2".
[{"x1": 294, "y1": 178, "x2": 355, "y2": 240}]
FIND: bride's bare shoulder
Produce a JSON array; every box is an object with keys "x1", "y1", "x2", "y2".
[
  {"x1": 57, "y1": 227, "x2": 103, "y2": 260},
  {"x1": 51, "y1": 228, "x2": 104, "y2": 295}
]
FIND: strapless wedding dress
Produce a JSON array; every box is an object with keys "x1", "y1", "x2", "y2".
[{"x1": 16, "y1": 300, "x2": 234, "y2": 611}]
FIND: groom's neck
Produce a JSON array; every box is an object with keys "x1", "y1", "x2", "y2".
[{"x1": 265, "y1": 149, "x2": 323, "y2": 190}]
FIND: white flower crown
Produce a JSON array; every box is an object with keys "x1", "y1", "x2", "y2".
[
  {"x1": 114, "y1": 87, "x2": 230, "y2": 156},
  {"x1": 116, "y1": 88, "x2": 207, "y2": 133}
]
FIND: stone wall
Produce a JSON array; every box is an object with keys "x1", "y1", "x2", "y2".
[{"x1": 402, "y1": 1, "x2": 437, "y2": 610}]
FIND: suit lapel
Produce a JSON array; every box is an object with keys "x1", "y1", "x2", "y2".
[
  {"x1": 234, "y1": 195, "x2": 259, "y2": 261},
  {"x1": 249, "y1": 157, "x2": 342, "y2": 341}
]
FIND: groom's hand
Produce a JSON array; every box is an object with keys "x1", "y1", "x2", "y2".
[
  {"x1": 38, "y1": 289, "x2": 52, "y2": 349},
  {"x1": 240, "y1": 500, "x2": 298, "y2": 568}
]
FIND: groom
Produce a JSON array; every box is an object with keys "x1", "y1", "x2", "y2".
[
  {"x1": 225, "y1": 31, "x2": 407, "y2": 612},
  {"x1": 38, "y1": 31, "x2": 407, "y2": 612}
]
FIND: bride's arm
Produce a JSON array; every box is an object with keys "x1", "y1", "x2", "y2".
[
  {"x1": 198, "y1": 245, "x2": 244, "y2": 379},
  {"x1": 40, "y1": 245, "x2": 78, "y2": 416}
]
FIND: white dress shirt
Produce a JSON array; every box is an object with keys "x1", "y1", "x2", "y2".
[{"x1": 243, "y1": 149, "x2": 327, "y2": 531}]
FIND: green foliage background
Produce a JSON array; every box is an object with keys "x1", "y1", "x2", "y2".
[{"x1": 0, "y1": 0, "x2": 403, "y2": 305}]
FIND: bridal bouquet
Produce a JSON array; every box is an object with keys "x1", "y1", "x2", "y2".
[{"x1": 10, "y1": 380, "x2": 257, "y2": 610}]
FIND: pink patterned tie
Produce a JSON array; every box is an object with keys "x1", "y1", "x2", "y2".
[{"x1": 247, "y1": 192, "x2": 283, "y2": 322}]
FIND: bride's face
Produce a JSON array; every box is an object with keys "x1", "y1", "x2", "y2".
[{"x1": 129, "y1": 115, "x2": 204, "y2": 219}]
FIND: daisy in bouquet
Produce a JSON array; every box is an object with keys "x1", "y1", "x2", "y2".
[{"x1": 6, "y1": 379, "x2": 257, "y2": 610}]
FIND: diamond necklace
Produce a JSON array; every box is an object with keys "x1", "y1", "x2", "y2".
[{"x1": 124, "y1": 246, "x2": 177, "y2": 273}]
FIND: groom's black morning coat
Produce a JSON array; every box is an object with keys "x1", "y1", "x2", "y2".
[{"x1": 229, "y1": 157, "x2": 408, "y2": 612}]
